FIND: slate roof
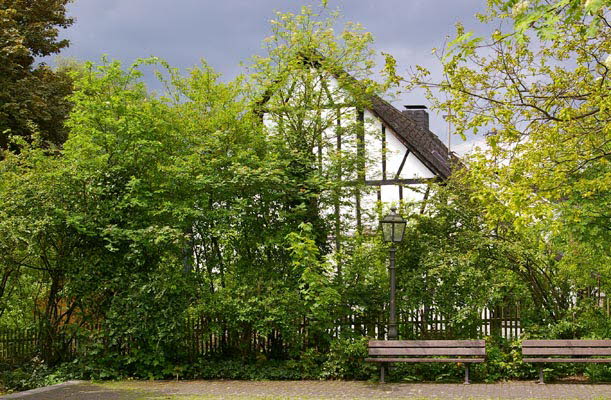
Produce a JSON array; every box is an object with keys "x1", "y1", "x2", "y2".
[{"x1": 369, "y1": 96, "x2": 452, "y2": 180}]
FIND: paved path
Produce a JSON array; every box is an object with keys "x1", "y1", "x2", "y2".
[
  {"x1": 3, "y1": 380, "x2": 611, "y2": 399},
  {"x1": 0, "y1": 381, "x2": 146, "y2": 400}
]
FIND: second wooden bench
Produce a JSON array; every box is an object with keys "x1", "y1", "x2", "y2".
[{"x1": 522, "y1": 339, "x2": 611, "y2": 384}]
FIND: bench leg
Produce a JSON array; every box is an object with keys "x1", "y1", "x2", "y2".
[
  {"x1": 538, "y1": 365, "x2": 544, "y2": 384},
  {"x1": 380, "y1": 363, "x2": 386, "y2": 383},
  {"x1": 464, "y1": 364, "x2": 470, "y2": 385}
]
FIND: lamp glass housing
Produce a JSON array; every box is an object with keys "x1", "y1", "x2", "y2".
[{"x1": 381, "y1": 208, "x2": 406, "y2": 243}]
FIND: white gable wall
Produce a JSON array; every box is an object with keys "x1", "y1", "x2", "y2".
[
  {"x1": 364, "y1": 109, "x2": 383, "y2": 181},
  {"x1": 402, "y1": 153, "x2": 436, "y2": 179},
  {"x1": 262, "y1": 73, "x2": 441, "y2": 235},
  {"x1": 383, "y1": 121, "x2": 436, "y2": 180},
  {"x1": 264, "y1": 107, "x2": 437, "y2": 201}
]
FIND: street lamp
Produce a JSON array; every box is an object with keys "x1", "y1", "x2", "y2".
[{"x1": 380, "y1": 207, "x2": 406, "y2": 340}]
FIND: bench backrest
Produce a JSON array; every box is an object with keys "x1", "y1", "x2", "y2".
[
  {"x1": 522, "y1": 340, "x2": 611, "y2": 356},
  {"x1": 368, "y1": 340, "x2": 486, "y2": 357}
]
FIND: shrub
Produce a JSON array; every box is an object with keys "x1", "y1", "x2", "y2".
[
  {"x1": 0, "y1": 357, "x2": 74, "y2": 393},
  {"x1": 320, "y1": 337, "x2": 376, "y2": 380}
]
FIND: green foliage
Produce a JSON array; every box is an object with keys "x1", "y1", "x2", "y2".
[
  {"x1": 0, "y1": 0, "x2": 74, "y2": 150},
  {"x1": 0, "y1": 3, "x2": 392, "y2": 373},
  {"x1": 485, "y1": 0, "x2": 610, "y2": 39},
  {"x1": 525, "y1": 300, "x2": 611, "y2": 339},
  {"x1": 393, "y1": 182, "x2": 560, "y2": 331},
  {"x1": 0, "y1": 357, "x2": 72, "y2": 394},
  {"x1": 585, "y1": 364, "x2": 611, "y2": 382},
  {"x1": 286, "y1": 223, "x2": 339, "y2": 336},
  {"x1": 473, "y1": 338, "x2": 534, "y2": 382},
  {"x1": 406, "y1": 0, "x2": 611, "y2": 323},
  {"x1": 2, "y1": 1, "x2": 611, "y2": 389},
  {"x1": 188, "y1": 359, "x2": 308, "y2": 381},
  {"x1": 320, "y1": 337, "x2": 375, "y2": 379},
  {"x1": 82, "y1": 267, "x2": 191, "y2": 379}
]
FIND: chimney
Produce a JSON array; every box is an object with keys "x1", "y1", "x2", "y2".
[{"x1": 402, "y1": 105, "x2": 429, "y2": 131}]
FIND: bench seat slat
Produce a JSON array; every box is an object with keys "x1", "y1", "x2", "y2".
[
  {"x1": 523, "y1": 358, "x2": 611, "y2": 363},
  {"x1": 368, "y1": 340, "x2": 484, "y2": 348},
  {"x1": 369, "y1": 347, "x2": 485, "y2": 356},
  {"x1": 523, "y1": 348, "x2": 611, "y2": 356},
  {"x1": 365, "y1": 357, "x2": 485, "y2": 363},
  {"x1": 522, "y1": 340, "x2": 611, "y2": 347}
]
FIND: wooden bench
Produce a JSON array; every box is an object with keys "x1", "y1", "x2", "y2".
[
  {"x1": 522, "y1": 339, "x2": 611, "y2": 384},
  {"x1": 366, "y1": 340, "x2": 486, "y2": 384}
]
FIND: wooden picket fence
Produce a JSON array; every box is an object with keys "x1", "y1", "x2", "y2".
[
  {"x1": 0, "y1": 328, "x2": 39, "y2": 362},
  {"x1": 398, "y1": 306, "x2": 522, "y2": 339},
  {"x1": 0, "y1": 306, "x2": 523, "y2": 362}
]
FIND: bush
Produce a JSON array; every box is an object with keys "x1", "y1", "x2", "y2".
[
  {"x1": 320, "y1": 337, "x2": 375, "y2": 379},
  {"x1": 186, "y1": 359, "x2": 302, "y2": 380},
  {"x1": 0, "y1": 357, "x2": 74, "y2": 393},
  {"x1": 7, "y1": 334, "x2": 611, "y2": 389},
  {"x1": 472, "y1": 337, "x2": 533, "y2": 382},
  {"x1": 585, "y1": 364, "x2": 611, "y2": 382}
]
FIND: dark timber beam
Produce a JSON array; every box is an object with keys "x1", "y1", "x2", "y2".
[
  {"x1": 364, "y1": 178, "x2": 435, "y2": 186},
  {"x1": 259, "y1": 103, "x2": 356, "y2": 113},
  {"x1": 334, "y1": 109, "x2": 342, "y2": 258},
  {"x1": 394, "y1": 150, "x2": 410, "y2": 180},
  {"x1": 355, "y1": 109, "x2": 365, "y2": 233},
  {"x1": 382, "y1": 125, "x2": 387, "y2": 180}
]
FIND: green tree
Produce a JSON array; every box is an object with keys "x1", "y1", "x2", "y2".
[
  {"x1": 404, "y1": 0, "x2": 611, "y2": 314},
  {"x1": 230, "y1": 3, "x2": 394, "y2": 354},
  {"x1": 0, "y1": 0, "x2": 74, "y2": 151},
  {"x1": 0, "y1": 2, "x2": 458, "y2": 378},
  {"x1": 0, "y1": 57, "x2": 241, "y2": 364},
  {"x1": 396, "y1": 181, "x2": 570, "y2": 330},
  {"x1": 248, "y1": 4, "x2": 386, "y2": 247}
]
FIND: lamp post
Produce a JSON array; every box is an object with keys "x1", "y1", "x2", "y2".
[{"x1": 380, "y1": 207, "x2": 406, "y2": 340}]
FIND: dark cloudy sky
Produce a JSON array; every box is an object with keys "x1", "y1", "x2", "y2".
[{"x1": 52, "y1": 0, "x2": 491, "y2": 153}]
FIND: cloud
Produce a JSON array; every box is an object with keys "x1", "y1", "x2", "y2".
[
  {"x1": 49, "y1": 0, "x2": 489, "y2": 140},
  {"x1": 451, "y1": 136, "x2": 489, "y2": 156}
]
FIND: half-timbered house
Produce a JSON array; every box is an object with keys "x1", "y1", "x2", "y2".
[{"x1": 257, "y1": 54, "x2": 453, "y2": 242}]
